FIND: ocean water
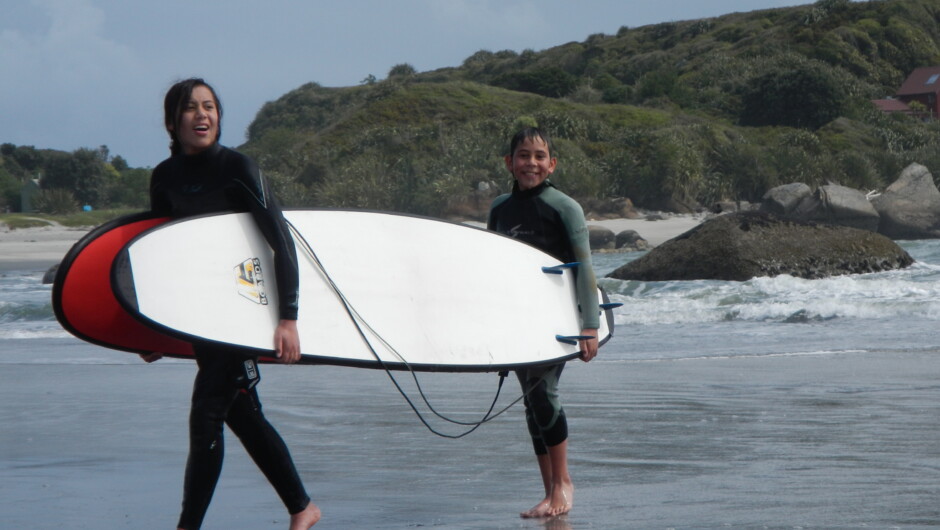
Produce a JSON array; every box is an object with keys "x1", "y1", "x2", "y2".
[
  {"x1": 2, "y1": 241, "x2": 940, "y2": 528},
  {"x1": 594, "y1": 239, "x2": 940, "y2": 362},
  {"x1": 8, "y1": 239, "x2": 940, "y2": 362}
]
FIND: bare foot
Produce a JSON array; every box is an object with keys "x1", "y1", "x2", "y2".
[
  {"x1": 289, "y1": 501, "x2": 321, "y2": 529},
  {"x1": 546, "y1": 481, "x2": 573, "y2": 517},
  {"x1": 520, "y1": 497, "x2": 551, "y2": 519}
]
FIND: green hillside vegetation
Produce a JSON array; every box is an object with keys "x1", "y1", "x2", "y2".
[
  {"x1": 3, "y1": 0, "x2": 940, "y2": 220},
  {"x1": 242, "y1": 0, "x2": 940, "y2": 218}
]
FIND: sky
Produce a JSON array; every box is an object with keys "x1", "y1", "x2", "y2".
[{"x1": 1, "y1": 0, "x2": 821, "y2": 169}]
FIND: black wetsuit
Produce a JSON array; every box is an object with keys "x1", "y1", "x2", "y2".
[
  {"x1": 488, "y1": 181, "x2": 599, "y2": 454},
  {"x1": 150, "y1": 143, "x2": 308, "y2": 529}
]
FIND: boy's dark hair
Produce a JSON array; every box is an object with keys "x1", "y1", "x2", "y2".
[
  {"x1": 509, "y1": 127, "x2": 553, "y2": 157},
  {"x1": 163, "y1": 78, "x2": 223, "y2": 155}
]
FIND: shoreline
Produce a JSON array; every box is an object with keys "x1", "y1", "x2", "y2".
[
  {"x1": 585, "y1": 214, "x2": 703, "y2": 247},
  {"x1": 0, "y1": 215, "x2": 703, "y2": 273}
]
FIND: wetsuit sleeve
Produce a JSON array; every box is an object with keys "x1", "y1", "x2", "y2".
[
  {"x1": 556, "y1": 198, "x2": 600, "y2": 330},
  {"x1": 233, "y1": 161, "x2": 300, "y2": 321}
]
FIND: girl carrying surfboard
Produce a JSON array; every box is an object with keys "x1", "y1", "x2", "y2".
[{"x1": 141, "y1": 78, "x2": 320, "y2": 530}]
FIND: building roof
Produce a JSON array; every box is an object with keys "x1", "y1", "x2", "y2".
[
  {"x1": 896, "y1": 66, "x2": 940, "y2": 96},
  {"x1": 872, "y1": 98, "x2": 912, "y2": 113}
]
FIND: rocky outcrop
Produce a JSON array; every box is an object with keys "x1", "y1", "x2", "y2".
[
  {"x1": 588, "y1": 225, "x2": 616, "y2": 250},
  {"x1": 607, "y1": 211, "x2": 913, "y2": 282},
  {"x1": 582, "y1": 197, "x2": 641, "y2": 220},
  {"x1": 588, "y1": 226, "x2": 649, "y2": 252},
  {"x1": 42, "y1": 263, "x2": 59, "y2": 284},
  {"x1": 871, "y1": 163, "x2": 940, "y2": 239},
  {"x1": 761, "y1": 183, "x2": 812, "y2": 216},
  {"x1": 761, "y1": 183, "x2": 879, "y2": 232},
  {"x1": 614, "y1": 230, "x2": 649, "y2": 251}
]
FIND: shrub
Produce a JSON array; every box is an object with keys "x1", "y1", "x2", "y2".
[
  {"x1": 740, "y1": 60, "x2": 848, "y2": 129},
  {"x1": 33, "y1": 189, "x2": 79, "y2": 215}
]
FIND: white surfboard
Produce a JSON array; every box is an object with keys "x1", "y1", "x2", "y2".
[{"x1": 113, "y1": 210, "x2": 615, "y2": 372}]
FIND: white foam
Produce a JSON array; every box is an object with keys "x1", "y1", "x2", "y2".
[{"x1": 604, "y1": 264, "x2": 940, "y2": 325}]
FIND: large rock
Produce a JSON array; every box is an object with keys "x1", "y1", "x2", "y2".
[
  {"x1": 762, "y1": 183, "x2": 880, "y2": 232},
  {"x1": 871, "y1": 163, "x2": 940, "y2": 239},
  {"x1": 807, "y1": 184, "x2": 880, "y2": 231},
  {"x1": 588, "y1": 225, "x2": 616, "y2": 250},
  {"x1": 607, "y1": 211, "x2": 913, "y2": 282},
  {"x1": 615, "y1": 230, "x2": 649, "y2": 251},
  {"x1": 761, "y1": 183, "x2": 812, "y2": 216},
  {"x1": 581, "y1": 197, "x2": 641, "y2": 220}
]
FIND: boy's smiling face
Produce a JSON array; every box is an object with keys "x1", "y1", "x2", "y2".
[{"x1": 505, "y1": 136, "x2": 557, "y2": 191}]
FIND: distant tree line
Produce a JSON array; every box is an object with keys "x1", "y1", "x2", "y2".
[{"x1": 0, "y1": 143, "x2": 149, "y2": 214}]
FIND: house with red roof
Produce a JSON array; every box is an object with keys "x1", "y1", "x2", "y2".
[
  {"x1": 893, "y1": 65, "x2": 940, "y2": 119},
  {"x1": 872, "y1": 98, "x2": 913, "y2": 115}
]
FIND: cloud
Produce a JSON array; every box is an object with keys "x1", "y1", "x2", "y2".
[
  {"x1": 2, "y1": 0, "x2": 139, "y2": 87},
  {"x1": 0, "y1": 0, "x2": 149, "y2": 158}
]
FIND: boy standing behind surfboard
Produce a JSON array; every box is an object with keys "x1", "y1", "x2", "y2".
[
  {"x1": 487, "y1": 127, "x2": 600, "y2": 518},
  {"x1": 141, "y1": 78, "x2": 320, "y2": 530}
]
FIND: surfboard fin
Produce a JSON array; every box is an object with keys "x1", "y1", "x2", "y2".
[
  {"x1": 555, "y1": 334, "x2": 594, "y2": 345},
  {"x1": 542, "y1": 262, "x2": 580, "y2": 275},
  {"x1": 600, "y1": 302, "x2": 623, "y2": 311}
]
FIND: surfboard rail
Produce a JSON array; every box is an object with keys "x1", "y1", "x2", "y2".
[{"x1": 52, "y1": 212, "x2": 196, "y2": 359}]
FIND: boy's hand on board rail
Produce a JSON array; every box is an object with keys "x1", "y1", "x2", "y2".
[{"x1": 579, "y1": 328, "x2": 598, "y2": 362}]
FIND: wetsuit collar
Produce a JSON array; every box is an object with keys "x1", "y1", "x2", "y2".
[
  {"x1": 511, "y1": 179, "x2": 554, "y2": 198},
  {"x1": 179, "y1": 142, "x2": 222, "y2": 164}
]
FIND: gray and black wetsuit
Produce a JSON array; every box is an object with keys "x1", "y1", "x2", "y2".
[
  {"x1": 487, "y1": 181, "x2": 599, "y2": 454},
  {"x1": 151, "y1": 143, "x2": 308, "y2": 529}
]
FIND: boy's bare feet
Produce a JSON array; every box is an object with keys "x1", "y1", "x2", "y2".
[
  {"x1": 289, "y1": 501, "x2": 321, "y2": 529},
  {"x1": 547, "y1": 480, "x2": 573, "y2": 517},
  {"x1": 520, "y1": 497, "x2": 552, "y2": 518},
  {"x1": 520, "y1": 480, "x2": 574, "y2": 519}
]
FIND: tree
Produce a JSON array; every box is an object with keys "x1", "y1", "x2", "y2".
[
  {"x1": 111, "y1": 155, "x2": 129, "y2": 172},
  {"x1": 388, "y1": 63, "x2": 417, "y2": 79},
  {"x1": 740, "y1": 61, "x2": 847, "y2": 129},
  {"x1": 492, "y1": 67, "x2": 579, "y2": 98},
  {"x1": 0, "y1": 166, "x2": 20, "y2": 211},
  {"x1": 41, "y1": 148, "x2": 112, "y2": 206},
  {"x1": 11, "y1": 145, "x2": 40, "y2": 172}
]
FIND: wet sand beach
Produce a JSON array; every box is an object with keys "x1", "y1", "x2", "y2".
[{"x1": 3, "y1": 336, "x2": 939, "y2": 529}]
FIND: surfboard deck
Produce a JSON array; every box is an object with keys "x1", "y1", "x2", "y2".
[{"x1": 112, "y1": 209, "x2": 615, "y2": 372}]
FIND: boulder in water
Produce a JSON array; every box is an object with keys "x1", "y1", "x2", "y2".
[{"x1": 607, "y1": 211, "x2": 913, "y2": 282}]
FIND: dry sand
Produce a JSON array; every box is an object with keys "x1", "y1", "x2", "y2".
[
  {"x1": 0, "y1": 222, "x2": 91, "y2": 272},
  {"x1": 0, "y1": 214, "x2": 704, "y2": 272},
  {"x1": 585, "y1": 214, "x2": 703, "y2": 246}
]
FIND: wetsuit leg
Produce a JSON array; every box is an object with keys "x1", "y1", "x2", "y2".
[
  {"x1": 516, "y1": 363, "x2": 568, "y2": 455},
  {"x1": 225, "y1": 384, "x2": 311, "y2": 514},
  {"x1": 178, "y1": 349, "x2": 240, "y2": 529}
]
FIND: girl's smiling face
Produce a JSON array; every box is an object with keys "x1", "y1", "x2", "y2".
[
  {"x1": 174, "y1": 84, "x2": 219, "y2": 155},
  {"x1": 504, "y1": 136, "x2": 556, "y2": 191}
]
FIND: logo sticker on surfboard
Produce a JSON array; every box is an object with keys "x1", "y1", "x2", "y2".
[{"x1": 234, "y1": 258, "x2": 268, "y2": 305}]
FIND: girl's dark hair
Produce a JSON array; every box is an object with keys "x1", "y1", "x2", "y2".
[
  {"x1": 508, "y1": 127, "x2": 553, "y2": 157},
  {"x1": 163, "y1": 78, "x2": 223, "y2": 155}
]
